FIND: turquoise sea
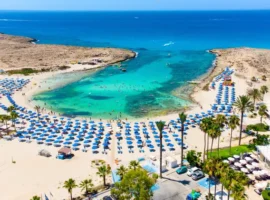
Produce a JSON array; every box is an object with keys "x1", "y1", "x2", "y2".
[{"x1": 1, "y1": 11, "x2": 270, "y2": 119}]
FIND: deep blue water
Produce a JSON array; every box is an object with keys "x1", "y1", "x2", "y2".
[{"x1": 1, "y1": 11, "x2": 270, "y2": 118}]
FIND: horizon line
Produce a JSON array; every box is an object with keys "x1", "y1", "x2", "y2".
[{"x1": 0, "y1": 9, "x2": 270, "y2": 12}]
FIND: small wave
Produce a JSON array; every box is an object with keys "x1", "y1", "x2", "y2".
[
  {"x1": 209, "y1": 18, "x2": 226, "y2": 21},
  {"x1": 135, "y1": 52, "x2": 139, "y2": 58},
  {"x1": 163, "y1": 41, "x2": 174, "y2": 47},
  {"x1": 0, "y1": 19, "x2": 34, "y2": 22}
]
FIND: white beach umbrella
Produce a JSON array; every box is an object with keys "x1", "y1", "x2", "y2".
[
  {"x1": 223, "y1": 160, "x2": 229, "y2": 164},
  {"x1": 240, "y1": 160, "x2": 247, "y2": 165},
  {"x1": 228, "y1": 157, "x2": 235, "y2": 162},
  {"x1": 246, "y1": 164, "x2": 254, "y2": 170},
  {"x1": 234, "y1": 162, "x2": 241, "y2": 168},
  {"x1": 255, "y1": 182, "x2": 267, "y2": 189},
  {"x1": 260, "y1": 170, "x2": 269, "y2": 175},
  {"x1": 252, "y1": 162, "x2": 259, "y2": 167},
  {"x1": 244, "y1": 157, "x2": 253, "y2": 162},
  {"x1": 250, "y1": 154, "x2": 257, "y2": 159},
  {"x1": 241, "y1": 168, "x2": 248, "y2": 174},
  {"x1": 248, "y1": 174, "x2": 254, "y2": 180},
  {"x1": 233, "y1": 155, "x2": 240, "y2": 159},
  {"x1": 253, "y1": 171, "x2": 260, "y2": 176}
]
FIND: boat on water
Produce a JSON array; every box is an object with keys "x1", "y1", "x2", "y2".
[
  {"x1": 163, "y1": 41, "x2": 174, "y2": 47},
  {"x1": 121, "y1": 68, "x2": 127, "y2": 72}
]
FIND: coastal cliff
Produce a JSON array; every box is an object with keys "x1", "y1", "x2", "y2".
[{"x1": 0, "y1": 33, "x2": 136, "y2": 71}]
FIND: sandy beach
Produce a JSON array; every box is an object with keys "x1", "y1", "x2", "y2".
[{"x1": 0, "y1": 32, "x2": 270, "y2": 200}]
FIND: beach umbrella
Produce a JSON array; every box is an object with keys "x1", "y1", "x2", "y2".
[
  {"x1": 167, "y1": 143, "x2": 174, "y2": 147},
  {"x1": 234, "y1": 162, "x2": 242, "y2": 168},
  {"x1": 103, "y1": 142, "x2": 109, "y2": 147},
  {"x1": 72, "y1": 143, "x2": 80, "y2": 147},
  {"x1": 165, "y1": 139, "x2": 171, "y2": 143},
  {"x1": 127, "y1": 141, "x2": 133, "y2": 145},
  {"x1": 252, "y1": 162, "x2": 259, "y2": 167},
  {"x1": 63, "y1": 141, "x2": 71, "y2": 145},
  {"x1": 85, "y1": 135, "x2": 92, "y2": 139},
  {"x1": 116, "y1": 133, "x2": 122, "y2": 137},
  {"x1": 137, "y1": 141, "x2": 142, "y2": 145},
  {"x1": 135, "y1": 136, "x2": 141, "y2": 140},
  {"x1": 54, "y1": 139, "x2": 63, "y2": 143}
]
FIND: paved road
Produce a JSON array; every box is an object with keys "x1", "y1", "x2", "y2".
[{"x1": 153, "y1": 171, "x2": 204, "y2": 200}]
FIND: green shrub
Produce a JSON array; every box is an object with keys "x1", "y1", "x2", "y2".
[
  {"x1": 247, "y1": 123, "x2": 269, "y2": 132},
  {"x1": 58, "y1": 65, "x2": 70, "y2": 70},
  {"x1": 262, "y1": 189, "x2": 270, "y2": 200},
  {"x1": 7, "y1": 68, "x2": 39, "y2": 76}
]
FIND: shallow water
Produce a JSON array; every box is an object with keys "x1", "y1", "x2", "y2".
[
  {"x1": 1, "y1": 11, "x2": 270, "y2": 118},
  {"x1": 33, "y1": 50, "x2": 214, "y2": 119}
]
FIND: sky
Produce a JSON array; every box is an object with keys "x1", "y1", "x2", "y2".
[{"x1": 1, "y1": 0, "x2": 270, "y2": 11}]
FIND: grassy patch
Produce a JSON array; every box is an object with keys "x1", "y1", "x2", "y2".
[{"x1": 208, "y1": 145, "x2": 254, "y2": 160}]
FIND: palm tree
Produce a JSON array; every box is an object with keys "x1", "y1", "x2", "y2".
[
  {"x1": 216, "y1": 162, "x2": 230, "y2": 198},
  {"x1": 30, "y1": 196, "x2": 41, "y2": 200},
  {"x1": 156, "y1": 121, "x2": 165, "y2": 178},
  {"x1": 129, "y1": 160, "x2": 140, "y2": 170},
  {"x1": 247, "y1": 88, "x2": 262, "y2": 106},
  {"x1": 179, "y1": 112, "x2": 187, "y2": 166},
  {"x1": 63, "y1": 178, "x2": 77, "y2": 200},
  {"x1": 200, "y1": 117, "x2": 213, "y2": 161},
  {"x1": 260, "y1": 85, "x2": 268, "y2": 101},
  {"x1": 34, "y1": 105, "x2": 41, "y2": 121},
  {"x1": 208, "y1": 123, "x2": 219, "y2": 155},
  {"x1": 117, "y1": 165, "x2": 128, "y2": 180},
  {"x1": 7, "y1": 106, "x2": 15, "y2": 113},
  {"x1": 215, "y1": 114, "x2": 227, "y2": 157},
  {"x1": 10, "y1": 111, "x2": 19, "y2": 131},
  {"x1": 231, "y1": 183, "x2": 247, "y2": 200},
  {"x1": 0, "y1": 114, "x2": 11, "y2": 134},
  {"x1": 223, "y1": 168, "x2": 235, "y2": 200},
  {"x1": 79, "y1": 179, "x2": 93, "y2": 195},
  {"x1": 228, "y1": 115, "x2": 240, "y2": 155},
  {"x1": 96, "y1": 164, "x2": 111, "y2": 186},
  {"x1": 258, "y1": 104, "x2": 268, "y2": 123},
  {"x1": 203, "y1": 158, "x2": 218, "y2": 196},
  {"x1": 233, "y1": 95, "x2": 253, "y2": 145}
]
